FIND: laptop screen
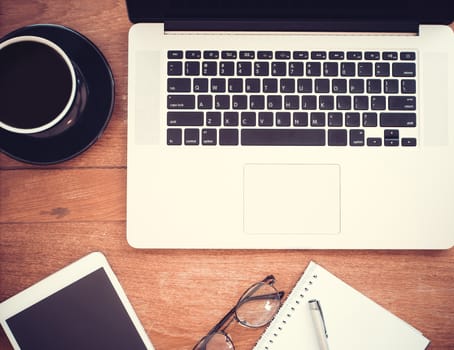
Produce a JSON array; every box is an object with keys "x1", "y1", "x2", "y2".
[{"x1": 126, "y1": 0, "x2": 453, "y2": 24}]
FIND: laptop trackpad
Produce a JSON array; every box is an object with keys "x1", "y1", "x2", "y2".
[{"x1": 243, "y1": 164, "x2": 340, "y2": 234}]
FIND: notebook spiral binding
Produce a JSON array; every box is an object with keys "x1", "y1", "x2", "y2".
[{"x1": 259, "y1": 272, "x2": 318, "y2": 350}]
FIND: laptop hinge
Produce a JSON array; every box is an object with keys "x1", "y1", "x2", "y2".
[{"x1": 164, "y1": 20, "x2": 419, "y2": 34}]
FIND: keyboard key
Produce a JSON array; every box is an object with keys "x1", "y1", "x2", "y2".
[
  {"x1": 385, "y1": 139, "x2": 399, "y2": 146},
  {"x1": 345, "y1": 112, "x2": 361, "y2": 127},
  {"x1": 311, "y1": 112, "x2": 325, "y2": 126},
  {"x1": 167, "y1": 128, "x2": 182, "y2": 145},
  {"x1": 215, "y1": 95, "x2": 230, "y2": 109},
  {"x1": 341, "y1": 62, "x2": 356, "y2": 76},
  {"x1": 329, "y1": 51, "x2": 344, "y2": 60},
  {"x1": 323, "y1": 62, "x2": 338, "y2": 76},
  {"x1": 258, "y1": 112, "x2": 273, "y2": 126},
  {"x1": 197, "y1": 95, "x2": 212, "y2": 109},
  {"x1": 241, "y1": 112, "x2": 256, "y2": 126},
  {"x1": 388, "y1": 96, "x2": 416, "y2": 110},
  {"x1": 367, "y1": 79, "x2": 381, "y2": 93},
  {"x1": 167, "y1": 95, "x2": 195, "y2": 109},
  {"x1": 306, "y1": 62, "x2": 321, "y2": 76},
  {"x1": 332, "y1": 79, "x2": 347, "y2": 93},
  {"x1": 237, "y1": 62, "x2": 252, "y2": 76},
  {"x1": 347, "y1": 51, "x2": 362, "y2": 60},
  {"x1": 383, "y1": 51, "x2": 398, "y2": 60},
  {"x1": 228, "y1": 78, "x2": 243, "y2": 92},
  {"x1": 284, "y1": 95, "x2": 299, "y2": 110},
  {"x1": 241, "y1": 129, "x2": 325, "y2": 146},
  {"x1": 297, "y1": 79, "x2": 313, "y2": 93},
  {"x1": 328, "y1": 129, "x2": 347, "y2": 146},
  {"x1": 168, "y1": 50, "x2": 183, "y2": 59},
  {"x1": 367, "y1": 137, "x2": 382, "y2": 146},
  {"x1": 263, "y1": 79, "x2": 278, "y2": 93},
  {"x1": 184, "y1": 128, "x2": 199, "y2": 145},
  {"x1": 203, "y1": 50, "x2": 219, "y2": 59},
  {"x1": 220, "y1": 62, "x2": 235, "y2": 76},
  {"x1": 371, "y1": 96, "x2": 386, "y2": 110},
  {"x1": 167, "y1": 111, "x2": 203, "y2": 126},
  {"x1": 240, "y1": 51, "x2": 255, "y2": 59},
  {"x1": 267, "y1": 95, "x2": 282, "y2": 109},
  {"x1": 185, "y1": 61, "x2": 200, "y2": 76},
  {"x1": 224, "y1": 112, "x2": 238, "y2": 126},
  {"x1": 319, "y1": 95, "x2": 334, "y2": 110},
  {"x1": 289, "y1": 62, "x2": 304, "y2": 76},
  {"x1": 211, "y1": 78, "x2": 226, "y2": 92},
  {"x1": 186, "y1": 50, "x2": 201, "y2": 59},
  {"x1": 354, "y1": 96, "x2": 369, "y2": 110},
  {"x1": 293, "y1": 112, "x2": 309, "y2": 127},
  {"x1": 232, "y1": 95, "x2": 247, "y2": 109},
  {"x1": 258, "y1": 51, "x2": 273, "y2": 59},
  {"x1": 375, "y1": 62, "x2": 390, "y2": 77},
  {"x1": 350, "y1": 129, "x2": 365, "y2": 146},
  {"x1": 280, "y1": 79, "x2": 295, "y2": 93},
  {"x1": 272, "y1": 62, "x2": 286, "y2": 76},
  {"x1": 358, "y1": 62, "x2": 373, "y2": 76},
  {"x1": 328, "y1": 112, "x2": 343, "y2": 127},
  {"x1": 315, "y1": 79, "x2": 330, "y2": 93},
  {"x1": 167, "y1": 78, "x2": 191, "y2": 92},
  {"x1": 293, "y1": 51, "x2": 309, "y2": 59},
  {"x1": 206, "y1": 112, "x2": 221, "y2": 126},
  {"x1": 384, "y1": 129, "x2": 399, "y2": 139},
  {"x1": 168, "y1": 61, "x2": 183, "y2": 76},
  {"x1": 336, "y1": 96, "x2": 351, "y2": 110},
  {"x1": 221, "y1": 51, "x2": 237, "y2": 59},
  {"x1": 349, "y1": 79, "x2": 364, "y2": 93},
  {"x1": 202, "y1": 129, "x2": 217, "y2": 145},
  {"x1": 246, "y1": 79, "x2": 260, "y2": 92},
  {"x1": 254, "y1": 62, "x2": 269, "y2": 76},
  {"x1": 384, "y1": 79, "x2": 399, "y2": 93},
  {"x1": 250, "y1": 95, "x2": 265, "y2": 109},
  {"x1": 202, "y1": 61, "x2": 217, "y2": 76},
  {"x1": 392, "y1": 63, "x2": 416, "y2": 77},
  {"x1": 362, "y1": 112, "x2": 378, "y2": 127},
  {"x1": 380, "y1": 113, "x2": 416, "y2": 127},
  {"x1": 276, "y1": 51, "x2": 291, "y2": 59},
  {"x1": 401, "y1": 79, "x2": 416, "y2": 94},
  {"x1": 400, "y1": 52, "x2": 416, "y2": 61},
  {"x1": 311, "y1": 51, "x2": 327, "y2": 60},
  {"x1": 219, "y1": 129, "x2": 239, "y2": 145},
  {"x1": 302, "y1": 95, "x2": 317, "y2": 109},
  {"x1": 365, "y1": 51, "x2": 380, "y2": 60},
  {"x1": 194, "y1": 78, "x2": 209, "y2": 92},
  {"x1": 402, "y1": 137, "x2": 417, "y2": 146},
  {"x1": 276, "y1": 112, "x2": 291, "y2": 126}
]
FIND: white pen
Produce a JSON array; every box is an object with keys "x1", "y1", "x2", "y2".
[{"x1": 308, "y1": 299, "x2": 330, "y2": 350}]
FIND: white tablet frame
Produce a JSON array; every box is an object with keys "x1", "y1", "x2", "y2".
[{"x1": 0, "y1": 252, "x2": 154, "y2": 350}]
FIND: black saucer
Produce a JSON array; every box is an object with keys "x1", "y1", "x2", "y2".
[{"x1": 0, "y1": 24, "x2": 115, "y2": 165}]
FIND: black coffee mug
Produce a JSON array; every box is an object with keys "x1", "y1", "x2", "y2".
[{"x1": 0, "y1": 35, "x2": 88, "y2": 137}]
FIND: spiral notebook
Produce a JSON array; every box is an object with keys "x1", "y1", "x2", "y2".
[{"x1": 254, "y1": 261, "x2": 430, "y2": 350}]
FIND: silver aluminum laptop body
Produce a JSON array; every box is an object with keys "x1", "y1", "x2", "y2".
[{"x1": 126, "y1": 0, "x2": 454, "y2": 249}]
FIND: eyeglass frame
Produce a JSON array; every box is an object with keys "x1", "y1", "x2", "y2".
[{"x1": 193, "y1": 275, "x2": 285, "y2": 350}]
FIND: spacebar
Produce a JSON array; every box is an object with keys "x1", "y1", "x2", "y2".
[{"x1": 241, "y1": 129, "x2": 326, "y2": 146}]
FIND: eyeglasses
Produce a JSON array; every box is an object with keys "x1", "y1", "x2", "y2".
[{"x1": 193, "y1": 275, "x2": 284, "y2": 350}]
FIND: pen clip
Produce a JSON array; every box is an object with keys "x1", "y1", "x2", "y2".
[{"x1": 309, "y1": 299, "x2": 328, "y2": 338}]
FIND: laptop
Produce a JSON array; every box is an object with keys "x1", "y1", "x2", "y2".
[{"x1": 126, "y1": 0, "x2": 454, "y2": 249}]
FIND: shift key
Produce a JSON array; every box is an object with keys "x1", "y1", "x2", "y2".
[
  {"x1": 380, "y1": 113, "x2": 416, "y2": 127},
  {"x1": 168, "y1": 95, "x2": 195, "y2": 109}
]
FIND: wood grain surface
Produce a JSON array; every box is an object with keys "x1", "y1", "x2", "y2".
[{"x1": 1, "y1": 1, "x2": 454, "y2": 349}]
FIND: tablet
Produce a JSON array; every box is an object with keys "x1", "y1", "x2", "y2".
[{"x1": 0, "y1": 252, "x2": 154, "y2": 350}]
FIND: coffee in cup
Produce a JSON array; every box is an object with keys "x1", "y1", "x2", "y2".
[{"x1": 0, "y1": 36, "x2": 81, "y2": 135}]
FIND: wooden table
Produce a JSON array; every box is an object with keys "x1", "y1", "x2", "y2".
[{"x1": 1, "y1": 1, "x2": 453, "y2": 349}]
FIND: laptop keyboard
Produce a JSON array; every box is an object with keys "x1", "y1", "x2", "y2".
[{"x1": 166, "y1": 50, "x2": 417, "y2": 147}]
